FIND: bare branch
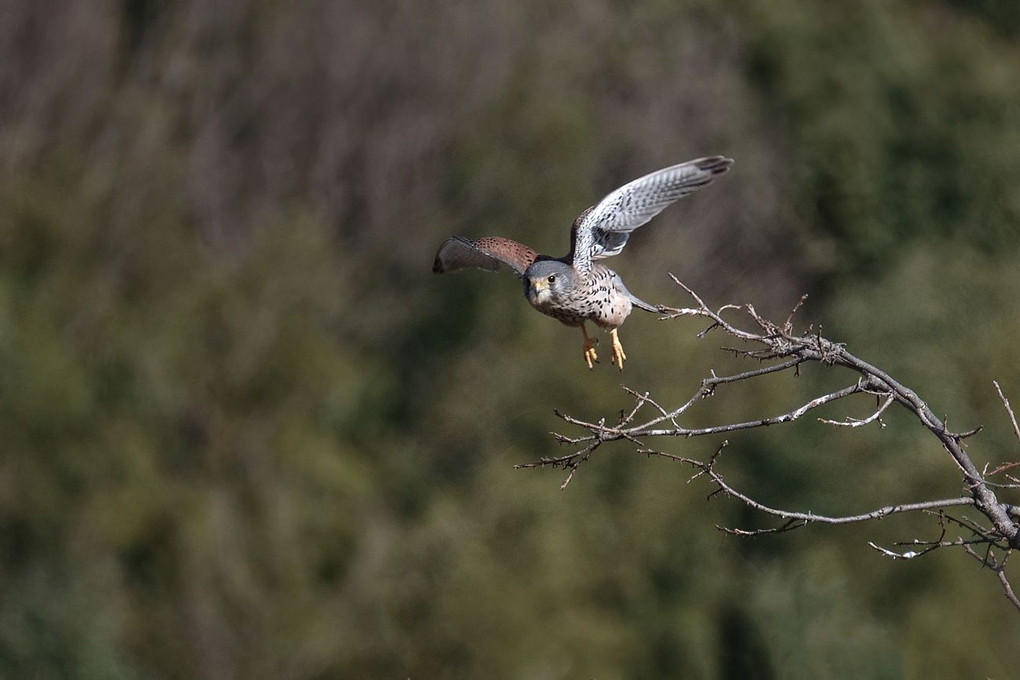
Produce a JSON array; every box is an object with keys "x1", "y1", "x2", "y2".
[
  {"x1": 621, "y1": 386, "x2": 670, "y2": 420},
  {"x1": 523, "y1": 279, "x2": 1020, "y2": 611},
  {"x1": 783, "y1": 294, "x2": 809, "y2": 333},
  {"x1": 865, "y1": 512, "x2": 996, "y2": 561},
  {"x1": 984, "y1": 462, "x2": 1020, "y2": 489},
  {"x1": 638, "y1": 445, "x2": 976, "y2": 527},
  {"x1": 719, "y1": 519, "x2": 807, "y2": 536},
  {"x1": 994, "y1": 380, "x2": 1020, "y2": 444},
  {"x1": 819, "y1": 391, "x2": 894, "y2": 428},
  {"x1": 994, "y1": 565, "x2": 1020, "y2": 614},
  {"x1": 961, "y1": 545, "x2": 1020, "y2": 614}
]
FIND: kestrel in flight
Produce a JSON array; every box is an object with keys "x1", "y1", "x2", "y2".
[{"x1": 432, "y1": 156, "x2": 733, "y2": 370}]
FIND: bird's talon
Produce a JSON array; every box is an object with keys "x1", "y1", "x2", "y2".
[
  {"x1": 611, "y1": 351, "x2": 625, "y2": 371},
  {"x1": 610, "y1": 329, "x2": 627, "y2": 371},
  {"x1": 581, "y1": 326, "x2": 600, "y2": 369}
]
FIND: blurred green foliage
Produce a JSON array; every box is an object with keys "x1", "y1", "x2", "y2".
[{"x1": 0, "y1": 1, "x2": 1018, "y2": 678}]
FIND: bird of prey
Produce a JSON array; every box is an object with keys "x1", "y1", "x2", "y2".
[{"x1": 432, "y1": 156, "x2": 734, "y2": 370}]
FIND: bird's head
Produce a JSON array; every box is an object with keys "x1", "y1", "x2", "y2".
[{"x1": 523, "y1": 259, "x2": 574, "y2": 307}]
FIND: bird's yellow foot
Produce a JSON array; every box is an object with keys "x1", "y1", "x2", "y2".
[
  {"x1": 610, "y1": 328, "x2": 626, "y2": 371},
  {"x1": 581, "y1": 325, "x2": 599, "y2": 369}
]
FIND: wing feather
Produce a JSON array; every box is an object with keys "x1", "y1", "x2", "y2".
[
  {"x1": 432, "y1": 236, "x2": 539, "y2": 277},
  {"x1": 571, "y1": 156, "x2": 733, "y2": 271}
]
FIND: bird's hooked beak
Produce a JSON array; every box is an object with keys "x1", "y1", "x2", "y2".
[{"x1": 527, "y1": 277, "x2": 551, "y2": 303}]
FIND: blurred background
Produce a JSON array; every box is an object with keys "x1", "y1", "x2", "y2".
[{"x1": 1, "y1": 0, "x2": 1019, "y2": 677}]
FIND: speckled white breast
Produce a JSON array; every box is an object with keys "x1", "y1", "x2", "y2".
[{"x1": 528, "y1": 264, "x2": 633, "y2": 329}]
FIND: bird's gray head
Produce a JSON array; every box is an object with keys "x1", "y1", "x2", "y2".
[{"x1": 523, "y1": 259, "x2": 575, "y2": 307}]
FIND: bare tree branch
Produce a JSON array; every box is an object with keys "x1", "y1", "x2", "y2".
[
  {"x1": 995, "y1": 380, "x2": 1020, "y2": 444},
  {"x1": 961, "y1": 545, "x2": 1020, "y2": 614},
  {"x1": 519, "y1": 278, "x2": 1020, "y2": 612},
  {"x1": 636, "y1": 444, "x2": 976, "y2": 528},
  {"x1": 819, "y1": 392, "x2": 894, "y2": 428}
]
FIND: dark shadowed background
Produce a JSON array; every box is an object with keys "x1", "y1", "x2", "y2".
[{"x1": 1, "y1": 0, "x2": 1019, "y2": 678}]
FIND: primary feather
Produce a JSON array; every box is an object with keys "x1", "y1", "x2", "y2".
[
  {"x1": 432, "y1": 235, "x2": 539, "y2": 277},
  {"x1": 570, "y1": 156, "x2": 733, "y2": 271}
]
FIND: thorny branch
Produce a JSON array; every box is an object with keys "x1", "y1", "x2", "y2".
[{"x1": 516, "y1": 277, "x2": 1020, "y2": 612}]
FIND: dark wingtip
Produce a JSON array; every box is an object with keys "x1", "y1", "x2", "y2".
[
  {"x1": 431, "y1": 235, "x2": 462, "y2": 274},
  {"x1": 697, "y1": 156, "x2": 735, "y2": 175},
  {"x1": 432, "y1": 243, "x2": 446, "y2": 273}
]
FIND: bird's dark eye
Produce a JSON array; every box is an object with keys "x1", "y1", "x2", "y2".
[{"x1": 547, "y1": 274, "x2": 556, "y2": 284}]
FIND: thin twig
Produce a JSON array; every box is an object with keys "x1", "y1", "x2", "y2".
[
  {"x1": 994, "y1": 380, "x2": 1020, "y2": 443},
  {"x1": 961, "y1": 545, "x2": 1020, "y2": 613},
  {"x1": 819, "y1": 392, "x2": 894, "y2": 428},
  {"x1": 639, "y1": 446, "x2": 976, "y2": 526}
]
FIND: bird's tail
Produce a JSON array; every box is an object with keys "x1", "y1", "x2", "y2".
[
  {"x1": 616, "y1": 277, "x2": 660, "y2": 314},
  {"x1": 628, "y1": 291, "x2": 660, "y2": 314}
]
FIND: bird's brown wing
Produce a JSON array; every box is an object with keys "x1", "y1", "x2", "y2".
[
  {"x1": 570, "y1": 156, "x2": 733, "y2": 272},
  {"x1": 432, "y1": 236, "x2": 539, "y2": 278}
]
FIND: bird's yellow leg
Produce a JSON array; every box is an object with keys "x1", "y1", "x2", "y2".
[
  {"x1": 610, "y1": 328, "x2": 626, "y2": 371},
  {"x1": 580, "y1": 324, "x2": 599, "y2": 369}
]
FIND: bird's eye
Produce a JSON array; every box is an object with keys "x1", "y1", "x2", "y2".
[{"x1": 547, "y1": 274, "x2": 556, "y2": 284}]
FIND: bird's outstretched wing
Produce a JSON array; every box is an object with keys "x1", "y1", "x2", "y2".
[
  {"x1": 432, "y1": 235, "x2": 539, "y2": 278},
  {"x1": 570, "y1": 156, "x2": 733, "y2": 272}
]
